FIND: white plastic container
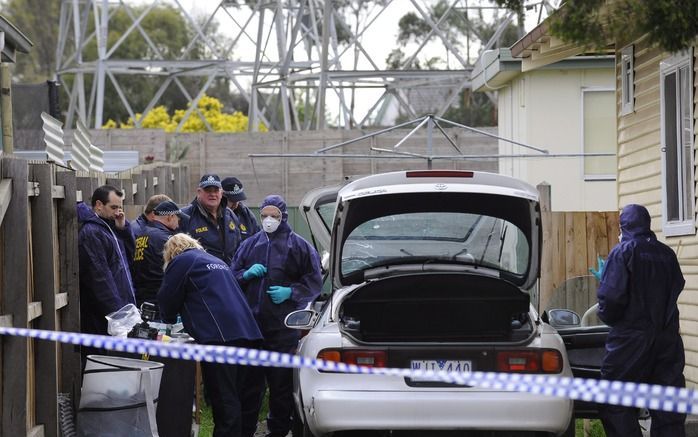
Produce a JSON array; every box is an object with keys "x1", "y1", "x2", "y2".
[{"x1": 78, "y1": 355, "x2": 164, "y2": 437}]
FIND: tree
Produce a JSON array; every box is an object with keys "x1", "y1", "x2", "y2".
[
  {"x1": 494, "y1": 0, "x2": 698, "y2": 53},
  {"x1": 1, "y1": 0, "x2": 61, "y2": 82},
  {"x1": 1, "y1": 1, "x2": 248, "y2": 125},
  {"x1": 104, "y1": 94, "x2": 267, "y2": 133}
]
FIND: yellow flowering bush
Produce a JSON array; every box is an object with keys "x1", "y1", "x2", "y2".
[{"x1": 103, "y1": 95, "x2": 267, "y2": 133}]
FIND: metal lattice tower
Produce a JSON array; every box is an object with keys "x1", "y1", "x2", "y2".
[{"x1": 55, "y1": 0, "x2": 556, "y2": 131}]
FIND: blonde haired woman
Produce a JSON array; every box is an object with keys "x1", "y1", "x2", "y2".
[{"x1": 159, "y1": 233, "x2": 262, "y2": 437}]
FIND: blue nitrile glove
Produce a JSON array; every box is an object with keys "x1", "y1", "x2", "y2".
[
  {"x1": 243, "y1": 264, "x2": 267, "y2": 281},
  {"x1": 589, "y1": 255, "x2": 606, "y2": 281},
  {"x1": 267, "y1": 286, "x2": 292, "y2": 304}
]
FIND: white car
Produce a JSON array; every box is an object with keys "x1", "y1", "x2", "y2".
[{"x1": 287, "y1": 170, "x2": 592, "y2": 436}]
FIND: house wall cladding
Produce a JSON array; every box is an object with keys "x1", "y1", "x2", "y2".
[
  {"x1": 615, "y1": 36, "x2": 698, "y2": 386},
  {"x1": 85, "y1": 127, "x2": 499, "y2": 206}
]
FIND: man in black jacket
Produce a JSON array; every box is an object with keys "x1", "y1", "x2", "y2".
[
  {"x1": 222, "y1": 176, "x2": 260, "y2": 242},
  {"x1": 133, "y1": 200, "x2": 189, "y2": 308},
  {"x1": 181, "y1": 174, "x2": 241, "y2": 264}
]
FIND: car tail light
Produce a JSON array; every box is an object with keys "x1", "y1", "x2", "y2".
[
  {"x1": 496, "y1": 349, "x2": 562, "y2": 374},
  {"x1": 406, "y1": 170, "x2": 474, "y2": 178},
  {"x1": 317, "y1": 349, "x2": 387, "y2": 369}
]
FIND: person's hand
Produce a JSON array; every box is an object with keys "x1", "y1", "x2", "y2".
[
  {"x1": 266, "y1": 286, "x2": 292, "y2": 304},
  {"x1": 589, "y1": 255, "x2": 605, "y2": 281},
  {"x1": 242, "y1": 263, "x2": 267, "y2": 281},
  {"x1": 114, "y1": 210, "x2": 126, "y2": 230}
]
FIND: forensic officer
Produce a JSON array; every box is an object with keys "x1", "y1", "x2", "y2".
[
  {"x1": 78, "y1": 185, "x2": 136, "y2": 340},
  {"x1": 131, "y1": 194, "x2": 172, "y2": 236},
  {"x1": 181, "y1": 174, "x2": 241, "y2": 265},
  {"x1": 222, "y1": 176, "x2": 260, "y2": 242},
  {"x1": 232, "y1": 195, "x2": 322, "y2": 437},
  {"x1": 597, "y1": 204, "x2": 686, "y2": 437},
  {"x1": 132, "y1": 200, "x2": 189, "y2": 308},
  {"x1": 159, "y1": 233, "x2": 262, "y2": 437}
]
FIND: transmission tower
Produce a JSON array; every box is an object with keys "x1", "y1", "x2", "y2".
[{"x1": 55, "y1": 0, "x2": 555, "y2": 131}]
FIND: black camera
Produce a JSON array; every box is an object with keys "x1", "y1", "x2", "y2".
[{"x1": 127, "y1": 302, "x2": 159, "y2": 340}]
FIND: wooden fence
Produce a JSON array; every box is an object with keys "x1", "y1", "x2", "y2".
[
  {"x1": 0, "y1": 154, "x2": 189, "y2": 437},
  {"x1": 538, "y1": 183, "x2": 620, "y2": 313}
]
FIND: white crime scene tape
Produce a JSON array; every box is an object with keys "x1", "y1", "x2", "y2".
[{"x1": 1, "y1": 326, "x2": 695, "y2": 415}]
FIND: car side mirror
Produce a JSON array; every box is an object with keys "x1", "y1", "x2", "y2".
[
  {"x1": 285, "y1": 309, "x2": 317, "y2": 330},
  {"x1": 544, "y1": 309, "x2": 581, "y2": 329}
]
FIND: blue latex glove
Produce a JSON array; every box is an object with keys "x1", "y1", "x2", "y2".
[
  {"x1": 589, "y1": 255, "x2": 606, "y2": 281},
  {"x1": 267, "y1": 285, "x2": 292, "y2": 304},
  {"x1": 243, "y1": 263, "x2": 267, "y2": 281}
]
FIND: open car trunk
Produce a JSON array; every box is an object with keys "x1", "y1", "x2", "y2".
[{"x1": 339, "y1": 273, "x2": 532, "y2": 343}]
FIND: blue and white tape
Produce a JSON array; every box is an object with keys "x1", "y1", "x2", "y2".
[{"x1": 1, "y1": 326, "x2": 695, "y2": 415}]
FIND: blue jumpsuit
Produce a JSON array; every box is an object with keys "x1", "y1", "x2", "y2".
[
  {"x1": 231, "y1": 195, "x2": 322, "y2": 437},
  {"x1": 598, "y1": 204, "x2": 686, "y2": 437}
]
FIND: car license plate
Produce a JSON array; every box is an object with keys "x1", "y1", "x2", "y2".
[{"x1": 409, "y1": 359, "x2": 472, "y2": 381}]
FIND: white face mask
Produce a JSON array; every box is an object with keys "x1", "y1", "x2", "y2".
[
  {"x1": 618, "y1": 232, "x2": 623, "y2": 243},
  {"x1": 262, "y1": 216, "x2": 281, "y2": 233}
]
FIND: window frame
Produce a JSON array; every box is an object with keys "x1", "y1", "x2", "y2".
[
  {"x1": 620, "y1": 45, "x2": 635, "y2": 115},
  {"x1": 660, "y1": 48, "x2": 695, "y2": 237},
  {"x1": 580, "y1": 87, "x2": 617, "y2": 181}
]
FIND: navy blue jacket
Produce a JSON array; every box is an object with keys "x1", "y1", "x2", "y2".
[
  {"x1": 78, "y1": 202, "x2": 136, "y2": 335},
  {"x1": 234, "y1": 202, "x2": 260, "y2": 242},
  {"x1": 232, "y1": 221, "x2": 322, "y2": 333},
  {"x1": 597, "y1": 204, "x2": 685, "y2": 385},
  {"x1": 133, "y1": 220, "x2": 174, "y2": 306},
  {"x1": 158, "y1": 248, "x2": 262, "y2": 344},
  {"x1": 181, "y1": 200, "x2": 241, "y2": 265},
  {"x1": 131, "y1": 213, "x2": 148, "y2": 238}
]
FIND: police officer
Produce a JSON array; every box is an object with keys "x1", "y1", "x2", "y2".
[
  {"x1": 597, "y1": 204, "x2": 686, "y2": 437},
  {"x1": 181, "y1": 174, "x2": 241, "y2": 265},
  {"x1": 131, "y1": 194, "x2": 172, "y2": 236},
  {"x1": 159, "y1": 233, "x2": 262, "y2": 437},
  {"x1": 222, "y1": 176, "x2": 260, "y2": 242},
  {"x1": 232, "y1": 195, "x2": 322, "y2": 437},
  {"x1": 132, "y1": 200, "x2": 189, "y2": 308}
]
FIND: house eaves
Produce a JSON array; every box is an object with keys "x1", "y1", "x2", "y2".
[
  {"x1": 0, "y1": 15, "x2": 33, "y2": 63},
  {"x1": 472, "y1": 47, "x2": 614, "y2": 92},
  {"x1": 471, "y1": 49, "x2": 521, "y2": 92}
]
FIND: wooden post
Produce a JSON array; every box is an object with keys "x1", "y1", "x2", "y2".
[
  {"x1": 156, "y1": 166, "x2": 168, "y2": 197},
  {"x1": 537, "y1": 182, "x2": 552, "y2": 309},
  {"x1": 29, "y1": 163, "x2": 59, "y2": 436},
  {"x1": 171, "y1": 166, "x2": 182, "y2": 203},
  {"x1": 133, "y1": 170, "x2": 146, "y2": 206},
  {"x1": 143, "y1": 169, "x2": 155, "y2": 200},
  {"x1": 2, "y1": 156, "x2": 29, "y2": 436},
  {"x1": 55, "y1": 170, "x2": 81, "y2": 405}
]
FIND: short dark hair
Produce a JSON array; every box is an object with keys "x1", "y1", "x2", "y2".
[
  {"x1": 144, "y1": 194, "x2": 172, "y2": 214},
  {"x1": 91, "y1": 185, "x2": 123, "y2": 207}
]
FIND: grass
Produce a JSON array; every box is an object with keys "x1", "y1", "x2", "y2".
[{"x1": 575, "y1": 419, "x2": 606, "y2": 436}]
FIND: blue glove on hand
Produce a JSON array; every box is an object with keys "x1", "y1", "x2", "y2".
[
  {"x1": 589, "y1": 255, "x2": 606, "y2": 281},
  {"x1": 243, "y1": 264, "x2": 267, "y2": 281},
  {"x1": 267, "y1": 285, "x2": 292, "y2": 304}
]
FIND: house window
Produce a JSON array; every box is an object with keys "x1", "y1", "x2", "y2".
[
  {"x1": 660, "y1": 49, "x2": 695, "y2": 237},
  {"x1": 620, "y1": 45, "x2": 634, "y2": 115},
  {"x1": 582, "y1": 88, "x2": 617, "y2": 180}
]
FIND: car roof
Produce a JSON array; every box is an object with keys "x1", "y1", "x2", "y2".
[{"x1": 338, "y1": 170, "x2": 539, "y2": 202}]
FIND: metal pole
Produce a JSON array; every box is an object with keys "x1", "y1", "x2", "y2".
[
  {"x1": 317, "y1": 0, "x2": 331, "y2": 129},
  {"x1": 94, "y1": 0, "x2": 109, "y2": 128},
  {"x1": 249, "y1": 6, "x2": 266, "y2": 132}
]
